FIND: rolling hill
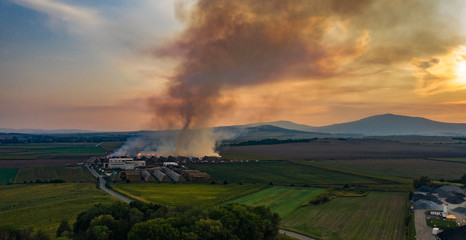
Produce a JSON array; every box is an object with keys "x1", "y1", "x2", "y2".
[
  {"x1": 248, "y1": 114, "x2": 466, "y2": 136},
  {"x1": 3, "y1": 114, "x2": 466, "y2": 138}
]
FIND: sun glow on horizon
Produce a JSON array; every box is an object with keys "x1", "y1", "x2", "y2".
[
  {"x1": 454, "y1": 46, "x2": 466, "y2": 85},
  {"x1": 412, "y1": 45, "x2": 466, "y2": 95}
]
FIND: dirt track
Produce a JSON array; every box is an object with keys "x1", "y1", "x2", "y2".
[
  {"x1": 415, "y1": 210, "x2": 434, "y2": 240},
  {"x1": 279, "y1": 230, "x2": 315, "y2": 240}
]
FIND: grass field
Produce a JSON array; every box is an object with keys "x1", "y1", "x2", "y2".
[
  {"x1": 0, "y1": 183, "x2": 116, "y2": 237},
  {"x1": 98, "y1": 141, "x2": 124, "y2": 153},
  {"x1": 281, "y1": 192, "x2": 407, "y2": 240},
  {"x1": 428, "y1": 158, "x2": 466, "y2": 164},
  {"x1": 292, "y1": 160, "x2": 409, "y2": 184},
  {"x1": 219, "y1": 139, "x2": 466, "y2": 160},
  {"x1": 322, "y1": 158, "x2": 466, "y2": 179},
  {"x1": 0, "y1": 143, "x2": 105, "y2": 160},
  {"x1": 0, "y1": 168, "x2": 18, "y2": 184},
  {"x1": 225, "y1": 186, "x2": 324, "y2": 217},
  {"x1": 111, "y1": 183, "x2": 266, "y2": 207},
  {"x1": 189, "y1": 160, "x2": 384, "y2": 185},
  {"x1": 14, "y1": 166, "x2": 95, "y2": 183},
  {"x1": 219, "y1": 152, "x2": 280, "y2": 161},
  {"x1": 426, "y1": 218, "x2": 457, "y2": 229}
]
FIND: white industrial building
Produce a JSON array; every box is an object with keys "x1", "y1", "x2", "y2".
[
  {"x1": 162, "y1": 162, "x2": 178, "y2": 167},
  {"x1": 106, "y1": 158, "x2": 146, "y2": 170}
]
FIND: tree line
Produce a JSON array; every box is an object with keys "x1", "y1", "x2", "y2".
[
  {"x1": 413, "y1": 174, "x2": 466, "y2": 189},
  {"x1": 1, "y1": 201, "x2": 281, "y2": 240},
  {"x1": 0, "y1": 133, "x2": 130, "y2": 144},
  {"x1": 226, "y1": 138, "x2": 317, "y2": 146}
]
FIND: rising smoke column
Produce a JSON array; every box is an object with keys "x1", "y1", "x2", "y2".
[
  {"x1": 116, "y1": 0, "x2": 465, "y2": 157},
  {"x1": 149, "y1": 0, "x2": 371, "y2": 156}
]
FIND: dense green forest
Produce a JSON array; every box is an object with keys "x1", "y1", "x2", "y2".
[{"x1": 1, "y1": 201, "x2": 280, "y2": 240}]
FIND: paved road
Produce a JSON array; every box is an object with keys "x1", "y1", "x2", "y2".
[
  {"x1": 86, "y1": 165, "x2": 132, "y2": 204},
  {"x1": 415, "y1": 210, "x2": 434, "y2": 240},
  {"x1": 86, "y1": 162, "x2": 313, "y2": 240},
  {"x1": 279, "y1": 229, "x2": 315, "y2": 240}
]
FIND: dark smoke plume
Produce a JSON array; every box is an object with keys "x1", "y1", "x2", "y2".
[
  {"x1": 149, "y1": 0, "x2": 370, "y2": 156},
  {"x1": 134, "y1": 0, "x2": 464, "y2": 157}
]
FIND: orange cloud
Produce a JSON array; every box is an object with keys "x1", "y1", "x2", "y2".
[{"x1": 411, "y1": 45, "x2": 466, "y2": 95}]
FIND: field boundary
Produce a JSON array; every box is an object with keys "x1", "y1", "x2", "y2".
[
  {"x1": 279, "y1": 229, "x2": 315, "y2": 240},
  {"x1": 426, "y1": 158, "x2": 466, "y2": 164},
  {"x1": 281, "y1": 191, "x2": 407, "y2": 240},
  {"x1": 14, "y1": 166, "x2": 95, "y2": 183},
  {"x1": 110, "y1": 185, "x2": 147, "y2": 203},
  {"x1": 0, "y1": 143, "x2": 105, "y2": 161},
  {"x1": 291, "y1": 160, "x2": 410, "y2": 185}
]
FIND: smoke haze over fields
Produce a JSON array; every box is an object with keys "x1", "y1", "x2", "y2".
[
  {"x1": 145, "y1": 0, "x2": 466, "y2": 156},
  {"x1": 148, "y1": 0, "x2": 371, "y2": 155},
  {"x1": 2, "y1": 0, "x2": 466, "y2": 156}
]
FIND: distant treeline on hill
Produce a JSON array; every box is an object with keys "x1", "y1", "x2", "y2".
[
  {"x1": 226, "y1": 138, "x2": 317, "y2": 146},
  {"x1": 0, "y1": 133, "x2": 130, "y2": 144}
]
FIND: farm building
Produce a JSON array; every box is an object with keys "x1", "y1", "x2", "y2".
[
  {"x1": 202, "y1": 156, "x2": 222, "y2": 162},
  {"x1": 111, "y1": 172, "x2": 121, "y2": 182},
  {"x1": 163, "y1": 162, "x2": 178, "y2": 167},
  {"x1": 161, "y1": 167, "x2": 186, "y2": 183},
  {"x1": 151, "y1": 168, "x2": 171, "y2": 183},
  {"x1": 176, "y1": 156, "x2": 190, "y2": 163},
  {"x1": 141, "y1": 170, "x2": 155, "y2": 182},
  {"x1": 183, "y1": 170, "x2": 212, "y2": 183},
  {"x1": 134, "y1": 161, "x2": 146, "y2": 168},
  {"x1": 122, "y1": 171, "x2": 141, "y2": 182},
  {"x1": 106, "y1": 158, "x2": 146, "y2": 170},
  {"x1": 446, "y1": 215, "x2": 457, "y2": 221}
]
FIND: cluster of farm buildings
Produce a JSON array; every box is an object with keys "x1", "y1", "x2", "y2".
[
  {"x1": 90, "y1": 156, "x2": 219, "y2": 183},
  {"x1": 412, "y1": 185, "x2": 466, "y2": 238}
]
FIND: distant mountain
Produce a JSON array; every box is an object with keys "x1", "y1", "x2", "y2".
[
  {"x1": 0, "y1": 128, "x2": 97, "y2": 134},
  {"x1": 239, "y1": 125, "x2": 329, "y2": 140},
  {"x1": 3, "y1": 113, "x2": 466, "y2": 137},
  {"x1": 316, "y1": 114, "x2": 466, "y2": 136},
  {"x1": 242, "y1": 121, "x2": 318, "y2": 132},
  {"x1": 248, "y1": 114, "x2": 466, "y2": 136},
  {"x1": 214, "y1": 124, "x2": 330, "y2": 142}
]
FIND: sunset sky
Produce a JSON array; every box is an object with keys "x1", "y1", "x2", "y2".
[{"x1": 1, "y1": 0, "x2": 466, "y2": 131}]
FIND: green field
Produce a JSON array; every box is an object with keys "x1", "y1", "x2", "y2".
[
  {"x1": 0, "y1": 168, "x2": 18, "y2": 184},
  {"x1": 293, "y1": 160, "x2": 409, "y2": 183},
  {"x1": 219, "y1": 152, "x2": 280, "y2": 161},
  {"x1": 111, "y1": 183, "x2": 266, "y2": 207},
  {"x1": 226, "y1": 186, "x2": 323, "y2": 217},
  {"x1": 98, "y1": 141, "x2": 124, "y2": 153},
  {"x1": 321, "y1": 158, "x2": 466, "y2": 179},
  {"x1": 0, "y1": 183, "x2": 116, "y2": 236},
  {"x1": 0, "y1": 143, "x2": 105, "y2": 160},
  {"x1": 428, "y1": 158, "x2": 466, "y2": 164},
  {"x1": 281, "y1": 192, "x2": 407, "y2": 240},
  {"x1": 189, "y1": 160, "x2": 385, "y2": 185},
  {"x1": 426, "y1": 218, "x2": 457, "y2": 229},
  {"x1": 14, "y1": 166, "x2": 95, "y2": 183}
]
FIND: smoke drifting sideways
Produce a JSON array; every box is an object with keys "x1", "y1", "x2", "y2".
[
  {"x1": 133, "y1": 0, "x2": 371, "y2": 157},
  {"x1": 110, "y1": 128, "x2": 240, "y2": 157},
  {"x1": 117, "y1": 0, "x2": 463, "y2": 157}
]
